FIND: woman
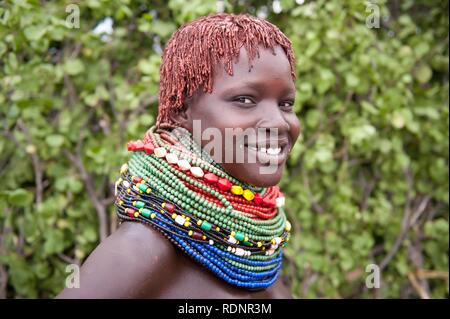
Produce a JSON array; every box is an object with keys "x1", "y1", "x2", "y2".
[{"x1": 57, "y1": 13, "x2": 300, "y2": 299}]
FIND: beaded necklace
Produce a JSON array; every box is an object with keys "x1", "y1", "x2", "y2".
[{"x1": 114, "y1": 126, "x2": 291, "y2": 289}]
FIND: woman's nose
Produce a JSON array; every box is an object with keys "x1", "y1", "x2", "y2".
[{"x1": 256, "y1": 101, "x2": 290, "y2": 134}]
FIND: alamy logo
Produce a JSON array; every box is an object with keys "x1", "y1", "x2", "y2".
[
  {"x1": 365, "y1": 264, "x2": 381, "y2": 288},
  {"x1": 365, "y1": 1, "x2": 380, "y2": 29},
  {"x1": 65, "y1": 4, "x2": 80, "y2": 29},
  {"x1": 65, "y1": 264, "x2": 80, "y2": 289}
]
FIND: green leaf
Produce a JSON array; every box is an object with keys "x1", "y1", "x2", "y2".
[
  {"x1": 138, "y1": 59, "x2": 153, "y2": 75},
  {"x1": 64, "y1": 59, "x2": 85, "y2": 76},
  {"x1": 150, "y1": 20, "x2": 176, "y2": 38},
  {"x1": 345, "y1": 73, "x2": 360, "y2": 87},
  {"x1": 23, "y1": 25, "x2": 46, "y2": 41},
  {"x1": 43, "y1": 230, "x2": 65, "y2": 256},
  {"x1": 45, "y1": 134, "x2": 65, "y2": 148},
  {"x1": 415, "y1": 64, "x2": 432, "y2": 84},
  {"x1": 0, "y1": 41, "x2": 6, "y2": 57},
  {"x1": 8, "y1": 189, "x2": 33, "y2": 206}
]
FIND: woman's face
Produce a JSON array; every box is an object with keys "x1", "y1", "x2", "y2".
[{"x1": 176, "y1": 45, "x2": 300, "y2": 187}]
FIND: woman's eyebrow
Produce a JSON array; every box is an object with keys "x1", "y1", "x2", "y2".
[
  {"x1": 241, "y1": 80, "x2": 266, "y2": 91},
  {"x1": 222, "y1": 79, "x2": 295, "y2": 95},
  {"x1": 220, "y1": 80, "x2": 264, "y2": 94}
]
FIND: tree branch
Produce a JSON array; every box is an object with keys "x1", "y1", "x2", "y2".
[
  {"x1": 64, "y1": 140, "x2": 109, "y2": 241},
  {"x1": 379, "y1": 167, "x2": 414, "y2": 271},
  {"x1": 16, "y1": 120, "x2": 44, "y2": 207}
]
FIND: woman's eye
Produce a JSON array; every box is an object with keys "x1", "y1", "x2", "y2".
[
  {"x1": 235, "y1": 97, "x2": 254, "y2": 104},
  {"x1": 280, "y1": 101, "x2": 294, "y2": 109}
]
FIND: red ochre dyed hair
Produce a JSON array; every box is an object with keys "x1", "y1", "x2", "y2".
[{"x1": 156, "y1": 13, "x2": 296, "y2": 129}]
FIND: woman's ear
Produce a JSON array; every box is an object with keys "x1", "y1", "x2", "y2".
[{"x1": 168, "y1": 101, "x2": 193, "y2": 131}]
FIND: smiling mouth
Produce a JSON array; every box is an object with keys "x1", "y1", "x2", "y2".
[{"x1": 243, "y1": 140, "x2": 289, "y2": 165}]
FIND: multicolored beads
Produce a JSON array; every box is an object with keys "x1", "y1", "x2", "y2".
[
  {"x1": 115, "y1": 126, "x2": 292, "y2": 290},
  {"x1": 128, "y1": 138, "x2": 281, "y2": 210}
]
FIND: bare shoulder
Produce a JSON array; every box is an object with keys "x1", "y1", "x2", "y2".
[{"x1": 56, "y1": 222, "x2": 178, "y2": 298}]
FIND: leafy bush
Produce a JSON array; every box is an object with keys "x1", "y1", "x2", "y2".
[{"x1": 0, "y1": 0, "x2": 448, "y2": 298}]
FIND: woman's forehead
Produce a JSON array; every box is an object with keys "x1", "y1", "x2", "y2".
[{"x1": 211, "y1": 45, "x2": 295, "y2": 92}]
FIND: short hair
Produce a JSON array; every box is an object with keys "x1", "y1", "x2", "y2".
[{"x1": 156, "y1": 13, "x2": 296, "y2": 128}]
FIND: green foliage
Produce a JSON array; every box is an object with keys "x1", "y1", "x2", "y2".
[{"x1": 0, "y1": 0, "x2": 448, "y2": 298}]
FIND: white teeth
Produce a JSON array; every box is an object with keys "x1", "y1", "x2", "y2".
[
  {"x1": 267, "y1": 147, "x2": 281, "y2": 155},
  {"x1": 247, "y1": 145, "x2": 282, "y2": 155}
]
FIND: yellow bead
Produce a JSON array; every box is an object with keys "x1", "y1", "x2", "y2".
[
  {"x1": 134, "y1": 212, "x2": 139, "y2": 218},
  {"x1": 172, "y1": 213, "x2": 177, "y2": 219},
  {"x1": 184, "y1": 222, "x2": 190, "y2": 227},
  {"x1": 120, "y1": 163, "x2": 128, "y2": 174},
  {"x1": 257, "y1": 242, "x2": 262, "y2": 247},
  {"x1": 231, "y1": 231, "x2": 236, "y2": 236},
  {"x1": 197, "y1": 220, "x2": 202, "y2": 226},
  {"x1": 242, "y1": 189, "x2": 255, "y2": 201},
  {"x1": 215, "y1": 227, "x2": 220, "y2": 231},
  {"x1": 244, "y1": 236, "x2": 249, "y2": 242},
  {"x1": 188, "y1": 230, "x2": 193, "y2": 236},
  {"x1": 285, "y1": 220, "x2": 292, "y2": 232},
  {"x1": 271, "y1": 239, "x2": 277, "y2": 245},
  {"x1": 230, "y1": 185, "x2": 244, "y2": 195},
  {"x1": 202, "y1": 235, "x2": 206, "y2": 240},
  {"x1": 162, "y1": 203, "x2": 166, "y2": 208},
  {"x1": 150, "y1": 213, "x2": 156, "y2": 219}
]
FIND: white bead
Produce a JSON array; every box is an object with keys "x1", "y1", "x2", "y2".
[
  {"x1": 114, "y1": 181, "x2": 119, "y2": 196},
  {"x1": 154, "y1": 147, "x2": 167, "y2": 158},
  {"x1": 266, "y1": 249, "x2": 275, "y2": 256},
  {"x1": 190, "y1": 166, "x2": 204, "y2": 178},
  {"x1": 165, "y1": 152, "x2": 179, "y2": 164},
  {"x1": 274, "y1": 237, "x2": 282, "y2": 245},
  {"x1": 122, "y1": 180, "x2": 130, "y2": 188},
  {"x1": 276, "y1": 196, "x2": 285, "y2": 207},
  {"x1": 227, "y1": 246, "x2": 232, "y2": 252},
  {"x1": 177, "y1": 159, "x2": 191, "y2": 171},
  {"x1": 174, "y1": 215, "x2": 186, "y2": 226},
  {"x1": 235, "y1": 248, "x2": 245, "y2": 256},
  {"x1": 227, "y1": 236, "x2": 237, "y2": 244},
  {"x1": 209, "y1": 240, "x2": 214, "y2": 245},
  {"x1": 271, "y1": 244, "x2": 279, "y2": 250}
]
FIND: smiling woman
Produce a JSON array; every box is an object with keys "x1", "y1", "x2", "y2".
[
  {"x1": 57, "y1": 13, "x2": 298, "y2": 299},
  {"x1": 180, "y1": 44, "x2": 300, "y2": 187}
]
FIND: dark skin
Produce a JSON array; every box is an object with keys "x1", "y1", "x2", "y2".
[{"x1": 57, "y1": 45, "x2": 300, "y2": 299}]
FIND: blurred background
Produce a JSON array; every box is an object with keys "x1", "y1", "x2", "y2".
[{"x1": 0, "y1": 0, "x2": 448, "y2": 298}]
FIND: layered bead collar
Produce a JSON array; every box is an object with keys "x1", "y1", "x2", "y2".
[{"x1": 114, "y1": 126, "x2": 291, "y2": 289}]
